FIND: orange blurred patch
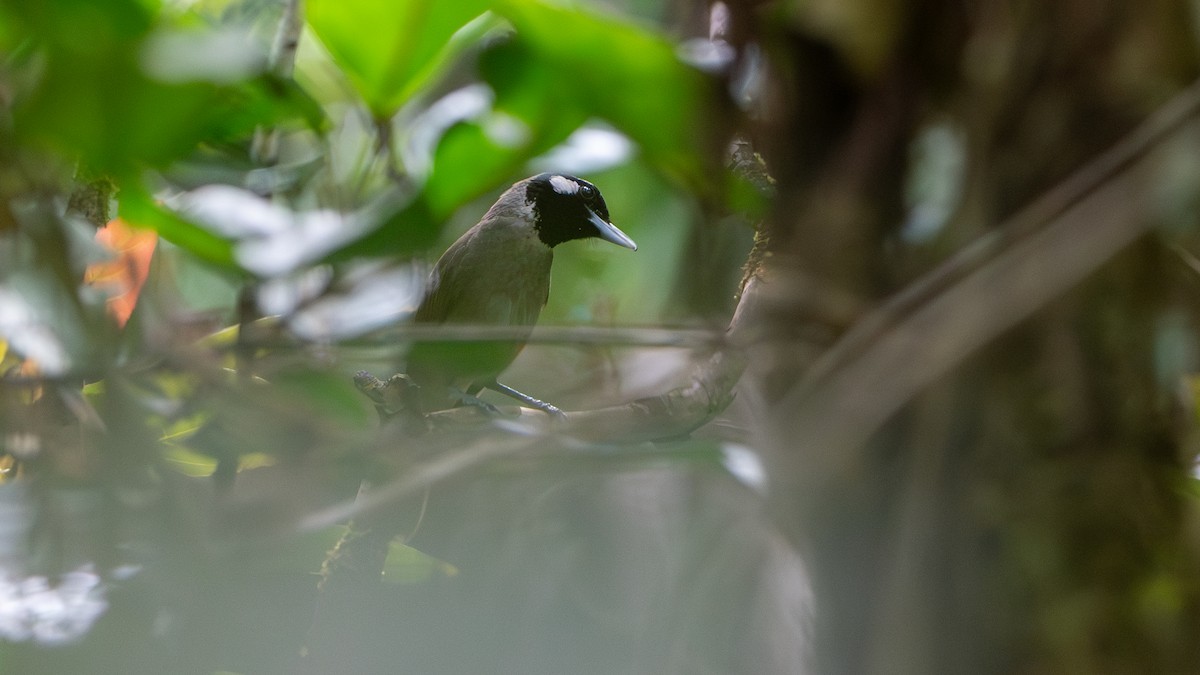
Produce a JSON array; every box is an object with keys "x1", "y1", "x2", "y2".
[{"x1": 86, "y1": 218, "x2": 157, "y2": 327}]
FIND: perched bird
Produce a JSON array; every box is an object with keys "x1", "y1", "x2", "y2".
[{"x1": 405, "y1": 173, "x2": 637, "y2": 416}]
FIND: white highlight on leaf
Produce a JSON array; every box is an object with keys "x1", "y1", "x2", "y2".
[
  {"x1": 141, "y1": 27, "x2": 264, "y2": 84},
  {"x1": 677, "y1": 39, "x2": 736, "y2": 74},
  {"x1": 549, "y1": 175, "x2": 579, "y2": 195},
  {"x1": 4, "y1": 433, "x2": 40, "y2": 460},
  {"x1": 0, "y1": 564, "x2": 109, "y2": 646},
  {"x1": 286, "y1": 263, "x2": 424, "y2": 341},
  {"x1": 402, "y1": 85, "x2": 494, "y2": 180},
  {"x1": 902, "y1": 122, "x2": 966, "y2": 244},
  {"x1": 483, "y1": 111, "x2": 530, "y2": 148},
  {"x1": 677, "y1": 2, "x2": 734, "y2": 75},
  {"x1": 0, "y1": 287, "x2": 69, "y2": 375},
  {"x1": 532, "y1": 124, "x2": 635, "y2": 174},
  {"x1": 721, "y1": 443, "x2": 767, "y2": 495},
  {"x1": 710, "y1": 1, "x2": 731, "y2": 41},
  {"x1": 173, "y1": 185, "x2": 375, "y2": 278},
  {"x1": 256, "y1": 266, "x2": 335, "y2": 316}
]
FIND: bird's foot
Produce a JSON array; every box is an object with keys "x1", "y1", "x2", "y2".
[
  {"x1": 354, "y1": 371, "x2": 421, "y2": 422},
  {"x1": 452, "y1": 390, "x2": 504, "y2": 416}
]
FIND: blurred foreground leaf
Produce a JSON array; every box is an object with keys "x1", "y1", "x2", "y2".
[
  {"x1": 7, "y1": 2, "x2": 323, "y2": 177},
  {"x1": 494, "y1": 0, "x2": 716, "y2": 182},
  {"x1": 419, "y1": 0, "x2": 717, "y2": 217},
  {"x1": 307, "y1": 0, "x2": 493, "y2": 117},
  {"x1": 119, "y1": 189, "x2": 238, "y2": 269}
]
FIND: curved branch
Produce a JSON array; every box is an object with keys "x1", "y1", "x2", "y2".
[{"x1": 773, "y1": 76, "x2": 1200, "y2": 485}]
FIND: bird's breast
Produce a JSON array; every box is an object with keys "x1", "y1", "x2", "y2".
[{"x1": 405, "y1": 224, "x2": 554, "y2": 409}]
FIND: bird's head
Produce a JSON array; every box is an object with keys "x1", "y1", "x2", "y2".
[{"x1": 523, "y1": 173, "x2": 637, "y2": 250}]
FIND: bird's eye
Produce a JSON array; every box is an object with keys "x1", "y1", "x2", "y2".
[{"x1": 579, "y1": 184, "x2": 595, "y2": 200}]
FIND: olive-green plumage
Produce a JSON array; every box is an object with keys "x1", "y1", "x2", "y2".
[{"x1": 405, "y1": 173, "x2": 636, "y2": 414}]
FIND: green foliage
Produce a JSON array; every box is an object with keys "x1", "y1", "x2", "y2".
[
  {"x1": 419, "y1": 0, "x2": 716, "y2": 216},
  {"x1": 497, "y1": 1, "x2": 714, "y2": 180},
  {"x1": 4, "y1": 1, "x2": 315, "y2": 177},
  {"x1": 307, "y1": 0, "x2": 495, "y2": 117},
  {"x1": 120, "y1": 188, "x2": 238, "y2": 268},
  {"x1": 0, "y1": 0, "x2": 762, "y2": 672}
]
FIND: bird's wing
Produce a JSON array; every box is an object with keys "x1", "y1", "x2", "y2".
[
  {"x1": 413, "y1": 236, "x2": 471, "y2": 325},
  {"x1": 414, "y1": 226, "x2": 550, "y2": 328}
]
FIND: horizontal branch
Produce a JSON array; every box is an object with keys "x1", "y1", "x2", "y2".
[
  {"x1": 299, "y1": 278, "x2": 764, "y2": 531},
  {"x1": 232, "y1": 323, "x2": 727, "y2": 351}
]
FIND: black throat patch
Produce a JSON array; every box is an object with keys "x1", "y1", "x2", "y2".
[{"x1": 526, "y1": 173, "x2": 611, "y2": 248}]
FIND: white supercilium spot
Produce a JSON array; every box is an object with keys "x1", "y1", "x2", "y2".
[{"x1": 549, "y1": 175, "x2": 579, "y2": 195}]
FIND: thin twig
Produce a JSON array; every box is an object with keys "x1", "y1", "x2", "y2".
[
  {"x1": 249, "y1": 324, "x2": 726, "y2": 350},
  {"x1": 798, "y1": 77, "x2": 1200, "y2": 393}
]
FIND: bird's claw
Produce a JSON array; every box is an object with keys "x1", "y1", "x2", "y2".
[
  {"x1": 453, "y1": 390, "x2": 506, "y2": 416},
  {"x1": 531, "y1": 400, "x2": 566, "y2": 419},
  {"x1": 355, "y1": 371, "x2": 422, "y2": 421}
]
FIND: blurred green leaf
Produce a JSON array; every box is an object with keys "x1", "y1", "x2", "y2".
[
  {"x1": 421, "y1": 39, "x2": 588, "y2": 216},
  {"x1": 332, "y1": 195, "x2": 441, "y2": 260},
  {"x1": 19, "y1": 67, "x2": 322, "y2": 177},
  {"x1": 269, "y1": 368, "x2": 375, "y2": 429},
  {"x1": 119, "y1": 190, "x2": 238, "y2": 269},
  {"x1": 162, "y1": 445, "x2": 218, "y2": 477},
  {"x1": 7, "y1": 0, "x2": 323, "y2": 177},
  {"x1": 9, "y1": 0, "x2": 154, "y2": 47},
  {"x1": 382, "y1": 540, "x2": 455, "y2": 584},
  {"x1": 220, "y1": 73, "x2": 330, "y2": 138},
  {"x1": 306, "y1": 0, "x2": 493, "y2": 117},
  {"x1": 418, "y1": 0, "x2": 717, "y2": 218},
  {"x1": 493, "y1": 0, "x2": 717, "y2": 184}
]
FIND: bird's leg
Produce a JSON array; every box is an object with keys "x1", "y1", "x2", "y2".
[{"x1": 484, "y1": 380, "x2": 565, "y2": 418}]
